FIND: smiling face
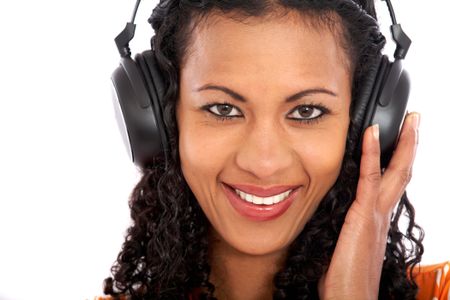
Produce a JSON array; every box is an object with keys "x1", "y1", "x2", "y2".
[{"x1": 176, "y1": 11, "x2": 352, "y2": 256}]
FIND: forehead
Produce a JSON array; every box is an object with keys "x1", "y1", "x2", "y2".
[{"x1": 181, "y1": 12, "x2": 351, "y2": 90}]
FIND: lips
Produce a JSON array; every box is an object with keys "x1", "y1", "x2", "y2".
[{"x1": 222, "y1": 183, "x2": 301, "y2": 221}]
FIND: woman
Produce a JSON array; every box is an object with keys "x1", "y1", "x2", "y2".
[{"x1": 102, "y1": 0, "x2": 449, "y2": 299}]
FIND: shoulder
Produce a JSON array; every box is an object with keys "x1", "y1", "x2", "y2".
[
  {"x1": 92, "y1": 296, "x2": 129, "y2": 300},
  {"x1": 413, "y1": 261, "x2": 450, "y2": 300},
  {"x1": 93, "y1": 292, "x2": 196, "y2": 300},
  {"x1": 93, "y1": 294, "x2": 194, "y2": 300}
]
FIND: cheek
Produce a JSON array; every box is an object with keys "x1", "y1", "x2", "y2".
[
  {"x1": 178, "y1": 120, "x2": 240, "y2": 220},
  {"x1": 177, "y1": 114, "x2": 235, "y2": 200},
  {"x1": 297, "y1": 124, "x2": 348, "y2": 185}
]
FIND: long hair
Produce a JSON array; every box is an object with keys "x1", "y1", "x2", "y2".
[{"x1": 104, "y1": 1, "x2": 424, "y2": 299}]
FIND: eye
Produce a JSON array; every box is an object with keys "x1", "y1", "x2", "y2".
[
  {"x1": 203, "y1": 103, "x2": 242, "y2": 119},
  {"x1": 287, "y1": 104, "x2": 329, "y2": 122}
]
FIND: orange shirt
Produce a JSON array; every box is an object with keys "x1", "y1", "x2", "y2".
[
  {"x1": 94, "y1": 262, "x2": 450, "y2": 300},
  {"x1": 413, "y1": 261, "x2": 450, "y2": 300}
]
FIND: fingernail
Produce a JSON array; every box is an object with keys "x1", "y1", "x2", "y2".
[
  {"x1": 372, "y1": 124, "x2": 379, "y2": 140},
  {"x1": 410, "y1": 113, "x2": 421, "y2": 131}
]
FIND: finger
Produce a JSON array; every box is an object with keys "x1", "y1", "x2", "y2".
[
  {"x1": 379, "y1": 112, "x2": 420, "y2": 213},
  {"x1": 354, "y1": 124, "x2": 382, "y2": 212}
]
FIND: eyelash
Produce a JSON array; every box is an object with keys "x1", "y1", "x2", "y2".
[{"x1": 200, "y1": 101, "x2": 331, "y2": 125}]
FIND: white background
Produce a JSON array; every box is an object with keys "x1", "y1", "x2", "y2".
[{"x1": 0, "y1": 1, "x2": 448, "y2": 299}]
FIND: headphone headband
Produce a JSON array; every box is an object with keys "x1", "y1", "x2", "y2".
[{"x1": 114, "y1": 0, "x2": 410, "y2": 60}]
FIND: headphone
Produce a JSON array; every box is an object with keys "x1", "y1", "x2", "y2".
[{"x1": 111, "y1": 0, "x2": 411, "y2": 170}]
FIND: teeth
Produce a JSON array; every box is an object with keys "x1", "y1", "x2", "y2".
[{"x1": 235, "y1": 189, "x2": 292, "y2": 205}]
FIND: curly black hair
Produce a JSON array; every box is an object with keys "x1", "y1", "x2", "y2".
[{"x1": 104, "y1": 0, "x2": 424, "y2": 299}]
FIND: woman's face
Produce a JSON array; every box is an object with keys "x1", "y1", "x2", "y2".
[{"x1": 177, "y1": 12, "x2": 352, "y2": 256}]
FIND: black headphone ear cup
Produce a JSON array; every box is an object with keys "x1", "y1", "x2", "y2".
[
  {"x1": 352, "y1": 55, "x2": 384, "y2": 128},
  {"x1": 359, "y1": 55, "x2": 390, "y2": 135},
  {"x1": 371, "y1": 60, "x2": 410, "y2": 168},
  {"x1": 111, "y1": 54, "x2": 166, "y2": 168},
  {"x1": 140, "y1": 50, "x2": 170, "y2": 161},
  {"x1": 353, "y1": 55, "x2": 387, "y2": 162},
  {"x1": 357, "y1": 54, "x2": 410, "y2": 168}
]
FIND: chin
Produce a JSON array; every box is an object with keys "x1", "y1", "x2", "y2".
[{"x1": 217, "y1": 228, "x2": 295, "y2": 257}]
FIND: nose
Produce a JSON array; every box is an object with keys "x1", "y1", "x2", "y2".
[{"x1": 235, "y1": 119, "x2": 295, "y2": 180}]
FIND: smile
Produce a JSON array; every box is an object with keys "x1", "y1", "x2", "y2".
[
  {"x1": 234, "y1": 189, "x2": 292, "y2": 205},
  {"x1": 222, "y1": 183, "x2": 301, "y2": 221}
]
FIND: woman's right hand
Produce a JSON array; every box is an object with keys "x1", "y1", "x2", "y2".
[{"x1": 318, "y1": 112, "x2": 420, "y2": 300}]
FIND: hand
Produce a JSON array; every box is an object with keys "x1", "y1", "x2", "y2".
[{"x1": 318, "y1": 112, "x2": 420, "y2": 300}]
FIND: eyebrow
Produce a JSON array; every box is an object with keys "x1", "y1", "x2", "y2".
[{"x1": 195, "y1": 84, "x2": 338, "y2": 102}]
